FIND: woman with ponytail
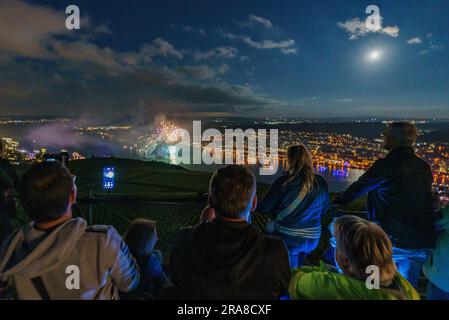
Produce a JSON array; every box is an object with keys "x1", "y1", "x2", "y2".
[{"x1": 257, "y1": 144, "x2": 330, "y2": 268}]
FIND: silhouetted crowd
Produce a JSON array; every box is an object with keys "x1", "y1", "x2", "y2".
[{"x1": 0, "y1": 122, "x2": 448, "y2": 300}]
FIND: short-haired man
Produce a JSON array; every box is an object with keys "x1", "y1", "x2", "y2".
[
  {"x1": 171, "y1": 165, "x2": 291, "y2": 299},
  {"x1": 289, "y1": 215, "x2": 420, "y2": 300},
  {"x1": 0, "y1": 162, "x2": 139, "y2": 299},
  {"x1": 334, "y1": 122, "x2": 436, "y2": 288}
]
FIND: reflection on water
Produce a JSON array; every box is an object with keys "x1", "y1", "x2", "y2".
[
  {"x1": 314, "y1": 165, "x2": 364, "y2": 192},
  {"x1": 182, "y1": 163, "x2": 365, "y2": 193}
]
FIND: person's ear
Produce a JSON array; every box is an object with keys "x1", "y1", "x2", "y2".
[{"x1": 250, "y1": 195, "x2": 257, "y2": 212}]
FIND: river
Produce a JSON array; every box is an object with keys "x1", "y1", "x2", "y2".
[{"x1": 181, "y1": 163, "x2": 365, "y2": 193}]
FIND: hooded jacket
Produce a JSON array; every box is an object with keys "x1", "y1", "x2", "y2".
[
  {"x1": 170, "y1": 219, "x2": 291, "y2": 300},
  {"x1": 0, "y1": 218, "x2": 139, "y2": 300}
]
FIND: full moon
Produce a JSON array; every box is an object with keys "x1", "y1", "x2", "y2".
[{"x1": 367, "y1": 50, "x2": 382, "y2": 62}]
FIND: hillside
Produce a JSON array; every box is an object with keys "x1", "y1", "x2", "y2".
[{"x1": 67, "y1": 158, "x2": 214, "y2": 201}]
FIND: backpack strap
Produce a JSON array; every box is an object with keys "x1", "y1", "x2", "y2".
[{"x1": 31, "y1": 276, "x2": 51, "y2": 300}]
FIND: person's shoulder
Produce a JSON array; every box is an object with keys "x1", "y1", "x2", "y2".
[
  {"x1": 289, "y1": 263, "x2": 337, "y2": 299},
  {"x1": 83, "y1": 224, "x2": 120, "y2": 242},
  {"x1": 263, "y1": 233, "x2": 288, "y2": 256},
  {"x1": 314, "y1": 175, "x2": 328, "y2": 187},
  {"x1": 415, "y1": 154, "x2": 431, "y2": 169},
  {"x1": 0, "y1": 158, "x2": 14, "y2": 172},
  {"x1": 393, "y1": 272, "x2": 421, "y2": 300},
  {"x1": 173, "y1": 225, "x2": 197, "y2": 246},
  {"x1": 372, "y1": 154, "x2": 388, "y2": 166},
  {"x1": 85, "y1": 224, "x2": 114, "y2": 234},
  {"x1": 0, "y1": 226, "x2": 22, "y2": 255},
  {"x1": 290, "y1": 262, "x2": 368, "y2": 300},
  {"x1": 272, "y1": 174, "x2": 289, "y2": 186}
]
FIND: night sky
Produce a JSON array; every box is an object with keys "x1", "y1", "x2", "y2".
[{"x1": 0, "y1": 0, "x2": 448, "y2": 120}]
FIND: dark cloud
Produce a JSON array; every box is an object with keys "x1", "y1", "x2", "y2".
[{"x1": 0, "y1": 58, "x2": 274, "y2": 121}]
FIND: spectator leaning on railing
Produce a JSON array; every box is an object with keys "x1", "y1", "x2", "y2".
[
  {"x1": 333, "y1": 122, "x2": 436, "y2": 288},
  {"x1": 0, "y1": 161, "x2": 139, "y2": 300}
]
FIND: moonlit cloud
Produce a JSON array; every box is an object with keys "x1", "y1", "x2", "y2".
[
  {"x1": 0, "y1": 0, "x2": 186, "y2": 69},
  {"x1": 176, "y1": 64, "x2": 229, "y2": 80},
  {"x1": 295, "y1": 96, "x2": 318, "y2": 105},
  {"x1": 337, "y1": 17, "x2": 399, "y2": 40},
  {"x1": 219, "y1": 30, "x2": 297, "y2": 54},
  {"x1": 0, "y1": 0, "x2": 112, "y2": 62},
  {"x1": 0, "y1": 0, "x2": 69, "y2": 59},
  {"x1": 247, "y1": 14, "x2": 273, "y2": 28},
  {"x1": 181, "y1": 25, "x2": 207, "y2": 36},
  {"x1": 52, "y1": 41, "x2": 122, "y2": 67},
  {"x1": 218, "y1": 64, "x2": 230, "y2": 74},
  {"x1": 140, "y1": 38, "x2": 184, "y2": 60},
  {"x1": 407, "y1": 37, "x2": 422, "y2": 45},
  {"x1": 281, "y1": 48, "x2": 298, "y2": 55},
  {"x1": 237, "y1": 14, "x2": 274, "y2": 29},
  {"x1": 176, "y1": 65, "x2": 217, "y2": 80},
  {"x1": 419, "y1": 42, "x2": 445, "y2": 55},
  {"x1": 334, "y1": 98, "x2": 353, "y2": 103},
  {"x1": 193, "y1": 46, "x2": 238, "y2": 61}
]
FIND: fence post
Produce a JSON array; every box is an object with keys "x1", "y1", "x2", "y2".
[{"x1": 88, "y1": 189, "x2": 93, "y2": 225}]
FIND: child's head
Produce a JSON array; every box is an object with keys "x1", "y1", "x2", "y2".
[
  {"x1": 333, "y1": 215, "x2": 397, "y2": 286},
  {"x1": 124, "y1": 219, "x2": 157, "y2": 257}
]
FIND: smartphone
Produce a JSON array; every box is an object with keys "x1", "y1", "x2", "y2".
[{"x1": 102, "y1": 167, "x2": 115, "y2": 190}]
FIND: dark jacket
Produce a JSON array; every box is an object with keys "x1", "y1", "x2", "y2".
[
  {"x1": 339, "y1": 147, "x2": 436, "y2": 249},
  {"x1": 0, "y1": 157, "x2": 19, "y2": 245},
  {"x1": 170, "y1": 219, "x2": 291, "y2": 300},
  {"x1": 0, "y1": 158, "x2": 19, "y2": 193},
  {"x1": 257, "y1": 174, "x2": 330, "y2": 232}
]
